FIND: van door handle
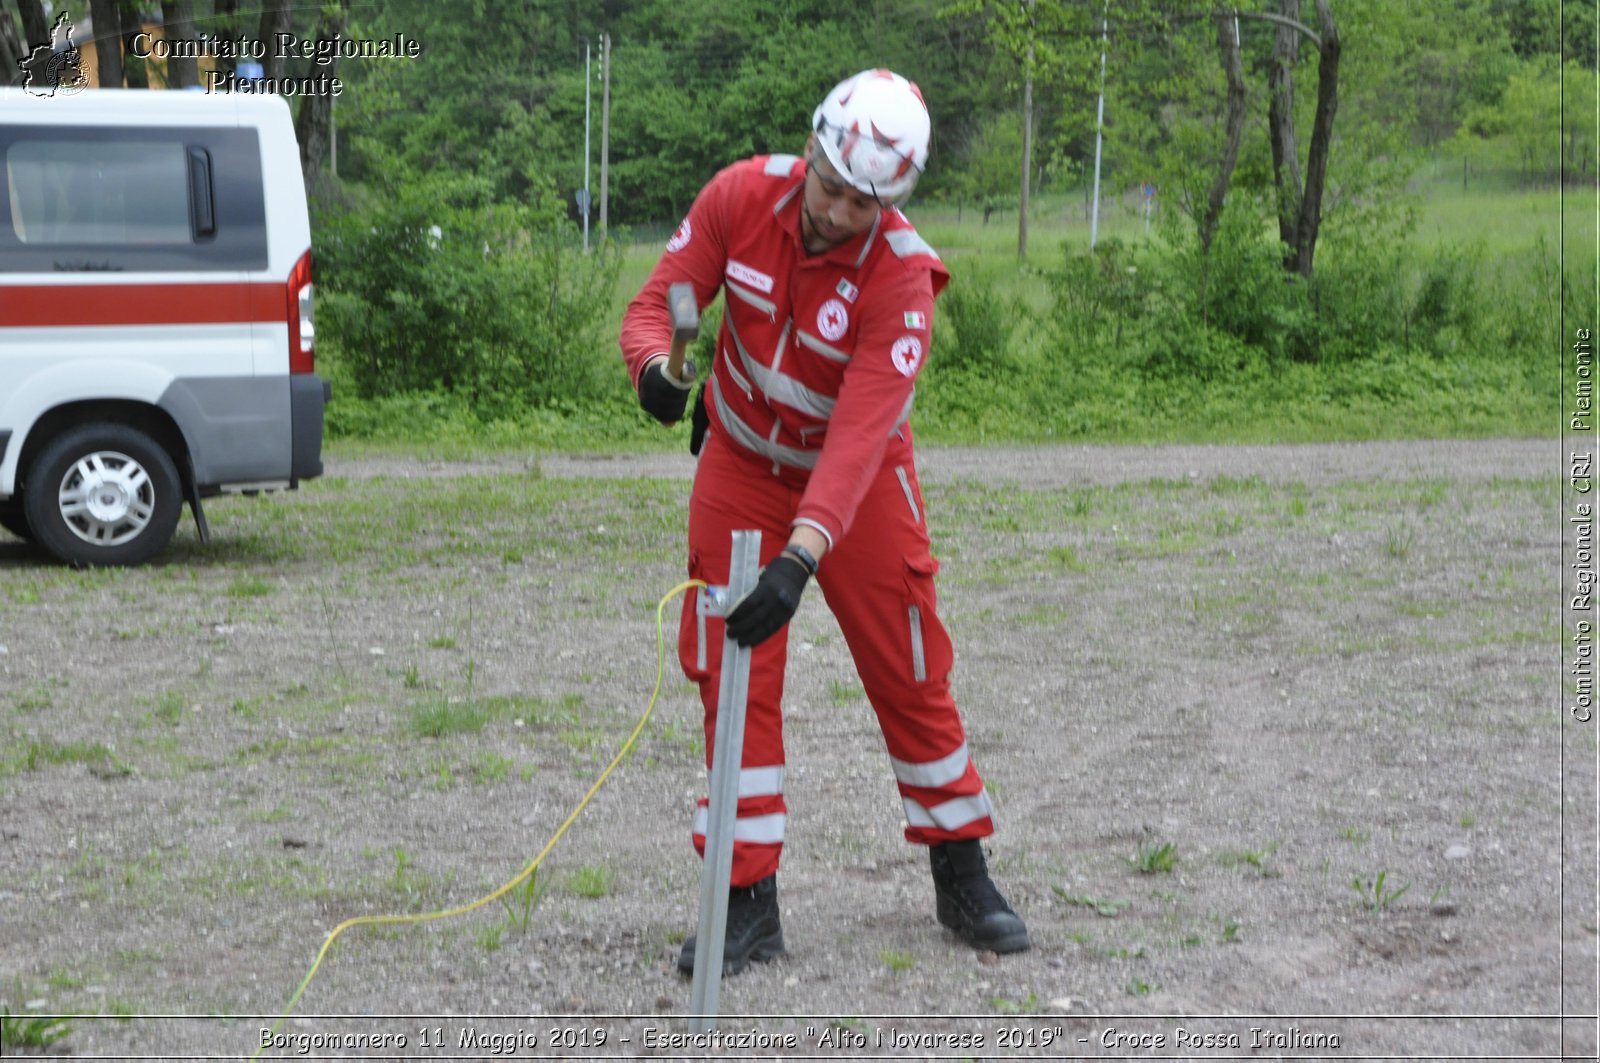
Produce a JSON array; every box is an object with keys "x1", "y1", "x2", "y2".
[{"x1": 188, "y1": 147, "x2": 216, "y2": 239}]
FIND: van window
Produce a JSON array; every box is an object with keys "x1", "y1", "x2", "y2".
[{"x1": 7, "y1": 140, "x2": 190, "y2": 245}]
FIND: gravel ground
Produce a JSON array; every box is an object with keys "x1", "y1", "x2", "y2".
[{"x1": 0, "y1": 436, "x2": 1593, "y2": 1061}]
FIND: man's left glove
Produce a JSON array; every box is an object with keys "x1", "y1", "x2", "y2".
[
  {"x1": 638, "y1": 359, "x2": 694, "y2": 425},
  {"x1": 724, "y1": 554, "x2": 810, "y2": 647}
]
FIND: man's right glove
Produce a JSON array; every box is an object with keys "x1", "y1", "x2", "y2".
[
  {"x1": 638, "y1": 359, "x2": 693, "y2": 425},
  {"x1": 724, "y1": 553, "x2": 810, "y2": 647}
]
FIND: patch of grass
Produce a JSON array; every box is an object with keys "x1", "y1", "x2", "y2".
[
  {"x1": 880, "y1": 950, "x2": 916, "y2": 973},
  {"x1": 1220, "y1": 841, "x2": 1281, "y2": 876},
  {"x1": 567, "y1": 865, "x2": 614, "y2": 899},
  {"x1": 1052, "y1": 887, "x2": 1132, "y2": 917},
  {"x1": 1351, "y1": 870, "x2": 1412, "y2": 913},
  {"x1": 828, "y1": 679, "x2": 865, "y2": 707},
  {"x1": 427, "y1": 635, "x2": 457, "y2": 649},
  {"x1": 2, "y1": 739, "x2": 128, "y2": 778},
  {"x1": 1130, "y1": 841, "x2": 1179, "y2": 875},
  {"x1": 990, "y1": 992, "x2": 1039, "y2": 1014},
  {"x1": 0, "y1": 1007, "x2": 73, "y2": 1051},
  {"x1": 226, "y1": 574, "x2": 274, "y2": 599}
]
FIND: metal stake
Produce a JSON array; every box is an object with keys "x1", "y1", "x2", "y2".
[{"x1": 688, "y1": 529, "x2": 760, "y2": 1031}]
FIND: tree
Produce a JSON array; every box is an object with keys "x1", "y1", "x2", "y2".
[{"x1": 159, "y1": 2, "x2": 200, "y2": 89}]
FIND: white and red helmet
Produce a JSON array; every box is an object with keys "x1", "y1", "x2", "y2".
[{"x1": 811, "y1": 69, "x2": 930, "y2": 206}]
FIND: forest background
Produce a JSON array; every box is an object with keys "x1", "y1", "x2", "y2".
[{"x1": 2, "y1": 0, "x2": 1592, "y2": 448}]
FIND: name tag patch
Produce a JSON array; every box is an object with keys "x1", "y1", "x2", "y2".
[{"x1": 727, "y1": 260, "x2": 775, "y2": 294}]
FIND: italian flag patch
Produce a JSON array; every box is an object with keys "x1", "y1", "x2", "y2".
[{"x1": 904, "y1": 311, "x2": 927, "y2": 330}]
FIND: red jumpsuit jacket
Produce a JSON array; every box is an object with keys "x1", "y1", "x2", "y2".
[{"x1": 620, "y1": 154, "x2": 950, "y2": 549}]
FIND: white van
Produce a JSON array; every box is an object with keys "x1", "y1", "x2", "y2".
[{"x1": 0, "y1": 89, "x2": 326, "y2": 566}]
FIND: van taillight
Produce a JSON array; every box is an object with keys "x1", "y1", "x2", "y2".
[{"x1": 288, "y1": 250, "x2": 315, "y2": 374}]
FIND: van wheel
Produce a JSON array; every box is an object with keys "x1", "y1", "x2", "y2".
[{"x1": 24, "y1": 425, "x2": 182, "y2": 567}]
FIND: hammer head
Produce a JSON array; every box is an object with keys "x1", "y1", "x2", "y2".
[{"x1": 668, "y1": 283, "x2": 699, "y2": 344}]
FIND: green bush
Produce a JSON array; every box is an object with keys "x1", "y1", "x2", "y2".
[{"x1": 314, "y1": 171, "x2": 621, "y2": 417}]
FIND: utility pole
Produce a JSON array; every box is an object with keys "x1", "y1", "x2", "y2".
[
  {"x1": 600, "y1": 33, "x2": 610, "y2": 240},
  {"x1": 1089, "y1": 1, "x2": 1109, "y2": 249},
  {"x1": 1017, "y1": 0, "x2": 1034, "y2": 260},
  {"x1": 582, "y1": 37, "x2": 592, "y2": 253}
]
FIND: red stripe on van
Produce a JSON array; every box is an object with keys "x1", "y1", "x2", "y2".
[{"x1": 0, "y1": 282, "x2": 286, "y2": 327}]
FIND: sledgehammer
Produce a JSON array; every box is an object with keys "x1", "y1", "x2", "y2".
[{"x1": 665, "y1": 282, "x2": 699, "y2": 386}]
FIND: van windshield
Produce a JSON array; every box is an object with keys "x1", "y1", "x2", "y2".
[{"x1": 7, "y1": 140, "x2": 189, "y2": 245}]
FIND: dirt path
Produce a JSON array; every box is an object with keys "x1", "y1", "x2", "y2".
[{"x1": 0, "y1": 437, "x2": 1591, "y2": 1060}]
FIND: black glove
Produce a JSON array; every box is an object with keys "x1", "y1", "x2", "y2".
[
  {"x1": 638, "y1": 359, "x2": 693, "y2": 425},
  {"x1": 724, "y1": 554, "x2": 810, "y2": 647},
  {"x1": 689, "y1": 384, "x2": 709, "y2": 455}
]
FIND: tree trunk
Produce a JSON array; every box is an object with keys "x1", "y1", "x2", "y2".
[
  {"x1": 1292, "y1": 0, "x2": 1340, "y2": 279},
  {"x1": 257, "y1": 0, "x2": 290, "y2": 80},
  {"x1": 1268, "y1": 0, "x2": 1304, "y2": 269},
  {"x1": 295, "y1": 0, "x2": 351, "y2": 188},
  {"x1": 1198, "y1": 11, "x2": 1246, "y2": 255},
  {"x1": 88, "y1": 0, "x2": 124, "y2": 88},
  {"x1": 118, "y1": 3, "x2": 148, "y2": 88},
  {"x1": 211, "y1": 0, "x2": 239, "y2": 77},
  {"x1": 15, "y1": 0, "x2": 49, "y2": 49},
  {"x1": 0, "y1": 8, "x2": 23, "y2": 87},
  {"x1": 160, "y1": 2, "x2": 198, "y2": 89}
]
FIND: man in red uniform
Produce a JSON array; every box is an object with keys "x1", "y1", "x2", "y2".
[{"x1": 620, "y1": 69, "x2": 1029, "y2": 975}]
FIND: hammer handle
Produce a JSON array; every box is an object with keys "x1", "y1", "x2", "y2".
[{"x1": 666, "y1": 341, "x2": 692, "y2": 386}]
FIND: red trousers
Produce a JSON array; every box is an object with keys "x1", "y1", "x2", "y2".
[{"x1": 678, "y1": 431, "x2": 996, "y2": 886}]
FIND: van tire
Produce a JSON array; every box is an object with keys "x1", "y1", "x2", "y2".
[{"x1": 24, "y1": 424, "x2": 183, "y2": 567}]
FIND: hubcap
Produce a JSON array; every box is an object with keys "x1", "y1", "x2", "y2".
[{"x1": 56, "y1": 450, "x2": 155, "y2": 547}]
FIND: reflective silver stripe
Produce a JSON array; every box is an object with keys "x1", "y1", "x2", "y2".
[
  {"x1": 726, "y1": 313, "x2": 837, "y2": 420},
  {"x1": 890, "y1": 390, "x2": 915, "y2": 436},
  {"x1": 908, "y1": 605, "x2": 926, "y2": 682},
  {"x1": 886, "y1": 228, "x2": 940, "y2": 260},
  {"x1": 797, "y1": 328, "x2": 852, "y2": 364},
  {"x1": 895, "y1": 465, "x2": 920, "y2": 523},
  {"x1": 710, "y1": 374, "x2": 820, "y2": 470},
  {"x1": 855, "y1": 213, "x2": 881, "y2": 269},
  {"x1": 773, "y1": 183, "x2": 802, "y2": 215},
  {"x1": 738, "y1": 765, "x2": 785, "y2": 797},
  {"x1": 765, "y1": 154, "x2": 799, "y2": 176},
  {"x1": 695, "y1": 588, "x2": 707, "y2": 670},
  {"x1": 693, "y1": 806, "x2": 787, "y2": 845},
  {"x1": 902, "y1": 791, "x2": 994, "y2": 832},
  {"x1": 726, "y1": 277, "x2": 777, "y2": 319},
  {"x1": 890, "y1": 743, "x2": 970, "y2": 790},
  {"x1": 722, "y1": 345, "x2": 755, "y2": 399}
]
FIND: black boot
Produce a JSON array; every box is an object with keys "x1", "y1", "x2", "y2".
[
  {"x1": 676, "y1": 874, "x2": 785, "y2": 976},
  {"x1": 930, "y1": 840, "x2": 1031, "y2": 953}
]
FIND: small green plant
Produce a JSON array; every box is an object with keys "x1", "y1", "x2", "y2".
[
  {"x1": 1383, "y1": 525, "x2": 1416, "y2": 560},
  {"x1": 1125, "y1": 977, "x2": 1153, "y2": 996},
  {"x1": 1130, "y1": 841, "x2": 1178, "y2": 874},
  {"x1": 1052, "y1": 887, "x2": 1131, "y2": 917},
  {"x1": 0, "y1": 1007, "x2": 73, "y2": 1050},
  {"x1": 477, "y1": 923, "x2": 505, "y2": 952},
  {"x1": 828, "y1": 679, "x2": 864, "y2": 706},
  {"x1": 1351, "y1": 870, "x2": 1411, "y2": 913},
  {"x1": 402, "y1": 664, "x2": 423, "y2": 689},
  {"x1": 471, "y1": 752, "x2": 513, "y2": 785},
  {"x1": 880, "y1": 949, "x2": 916, "y2": 973},
  {"x1": 226, "y1": 574, "x2": 274, "y2": 599},
  {"x1": 427, "y1": 635, "x2": 456, "y2": 650},
  {"x1": 1338, "y1": 826, "x2": 1370, "y2": 846},
  {"x1": 1220, "y1": 840, "x2": 1280, "y2": 876},
  {"x1": 498, "y1": 868, "x2": 546, "y2": 933},
  {"x1": 567, "y1": 865, "x2": 614, "y2": 899},
  {"x1": 990, "y1": 992, "x2": 1039, "y2": 1014},
  {"x1": 1220, "y1": 921, "x2": 1241, "y2": 944}
]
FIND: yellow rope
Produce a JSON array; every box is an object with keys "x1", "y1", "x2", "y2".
[{"x1": 252, "y1": 579, "x2": 706, "y2": 1059}]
